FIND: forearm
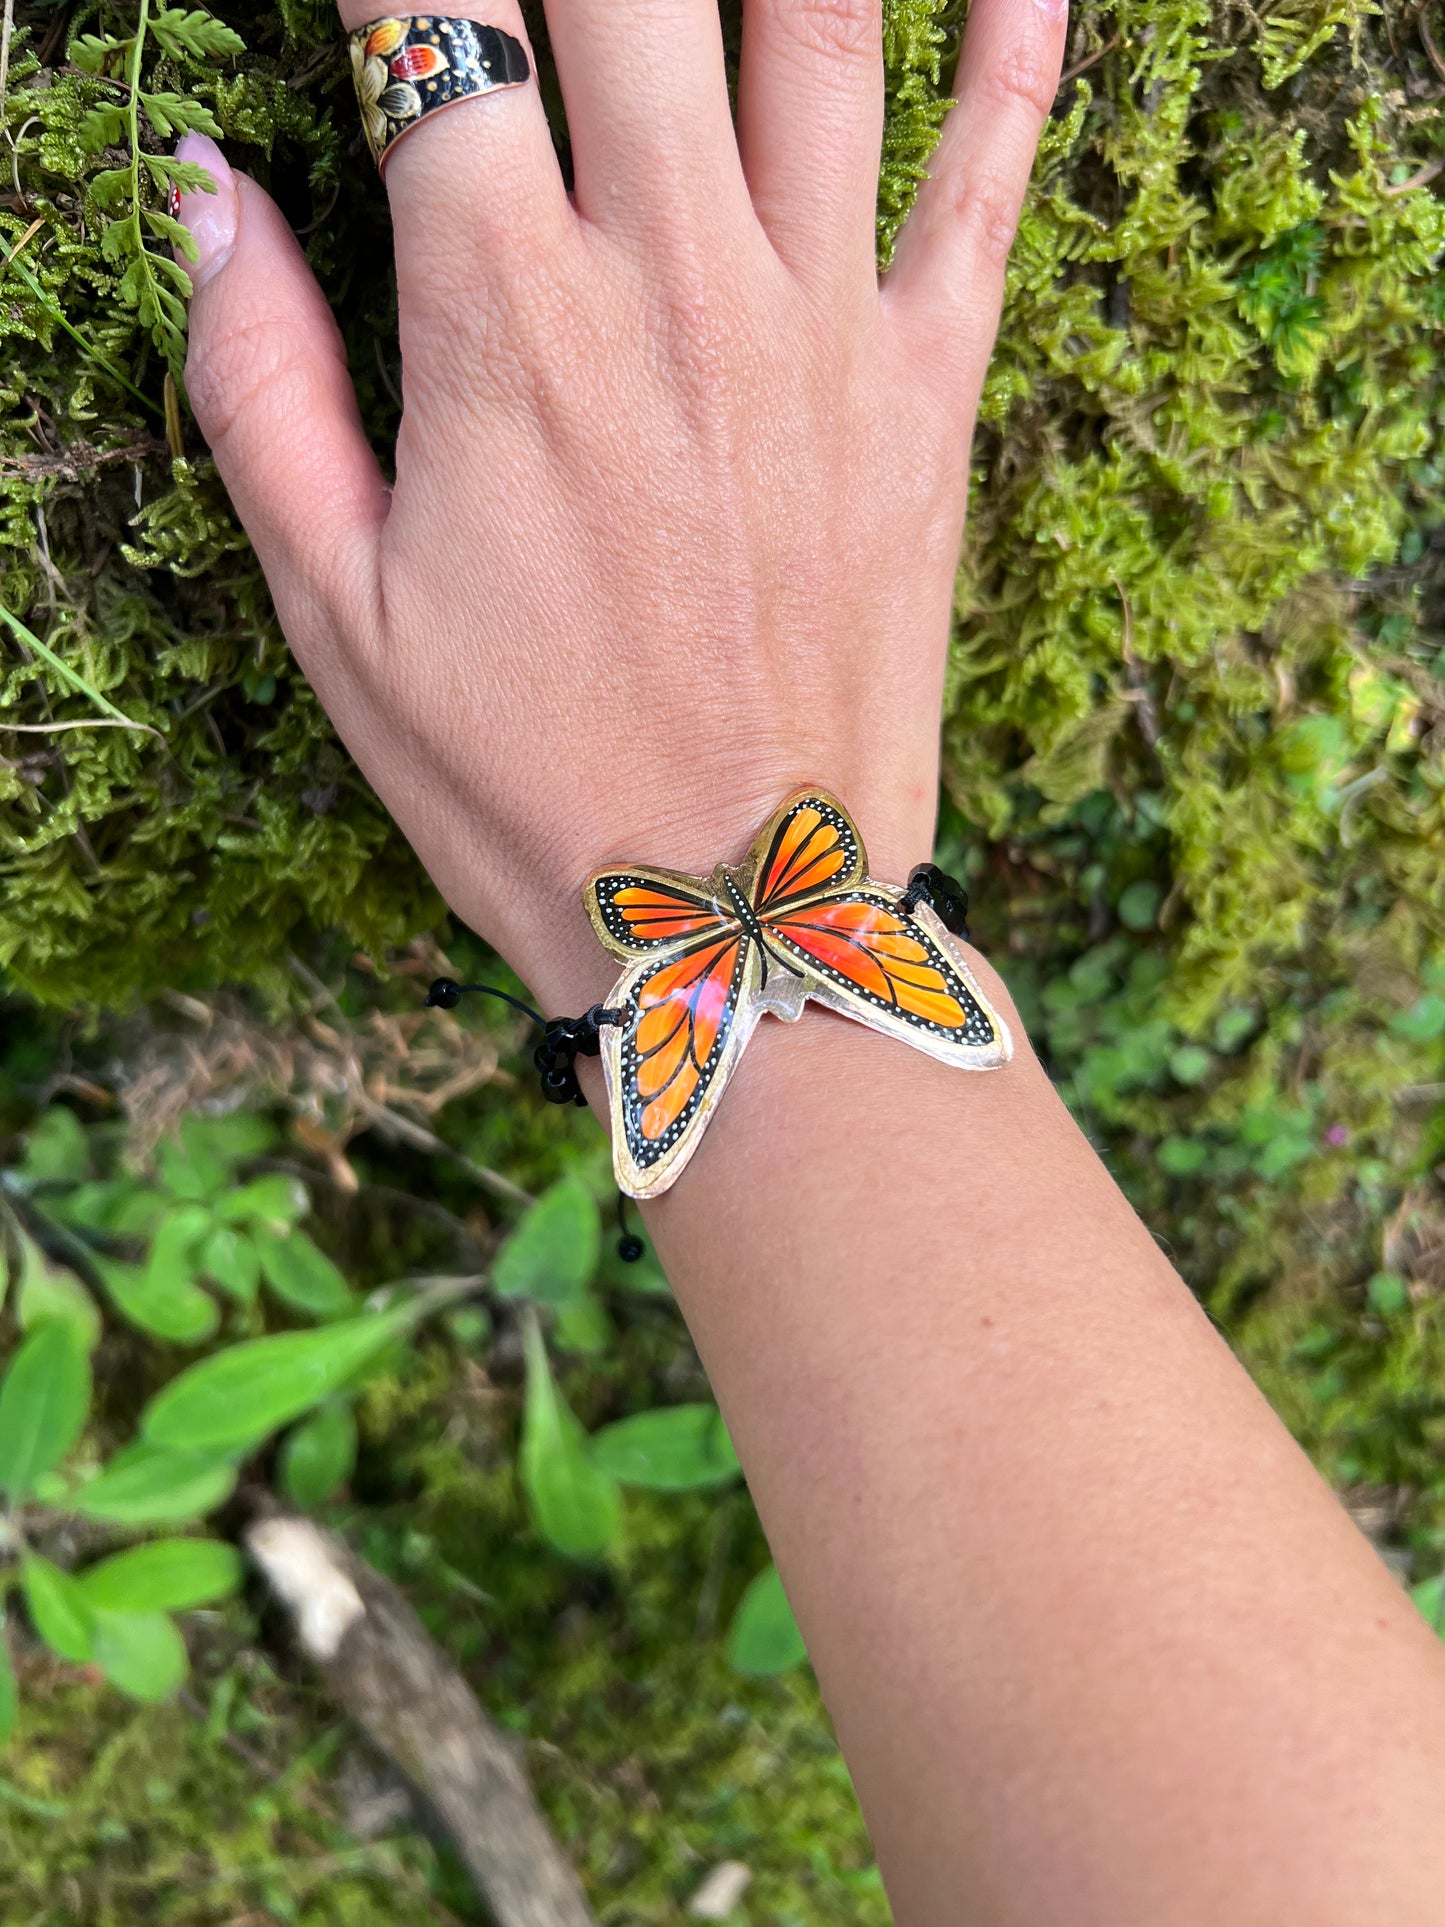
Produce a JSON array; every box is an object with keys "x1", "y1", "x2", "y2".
[{"x1": 637, "y1": 957, "x2": 1445, "y2": 1925}]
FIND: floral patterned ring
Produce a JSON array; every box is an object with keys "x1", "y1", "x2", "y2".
[{"x1": 347, "y1": 16, "x2": 530, "y2": 170}]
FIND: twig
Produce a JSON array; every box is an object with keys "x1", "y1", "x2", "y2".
[
  {"x1": 0, "y1": 716, "x2": 162, "y2": 733},
  {"x1": 1383, "y1": 156, "x2": 1445, "y2": 195},
  {"x1": 0, "y1": 434, "x2": 169, "y2": 479},
  {"x1": 1112, "y1": 576, "x2": 1164, "y2": 760},
  {"x1": 246, "y1": 1514, "x2": 599, "y2": 1927},
  {"x1": 1420, "y1": 1, "x2": 1445, "y2": 81},
  {"x1": 360, "y1": 1096, "x2": 533, "y2": 1208},
  {"x1": 1058, "y1": 34, "x2": 1119, "y2": 89},
  {"x1": 0, "y1": 0, "x2": 15, "y2": 120}
]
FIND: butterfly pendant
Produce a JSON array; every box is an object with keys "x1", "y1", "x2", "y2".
[{"x1": 585, "y1": 789, "x2": 1012, "y2": 1199}]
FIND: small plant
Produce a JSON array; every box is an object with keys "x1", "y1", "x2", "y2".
[
  {"x1": 0, "y1": 1104, "x2": 806, "y2": 1747},
  {"x1": 500, "y1": 1175, "x2": 804, "y2": 1672},
  {"x1": 66, "y1": 2, "x2": 243, "y2": 374}
]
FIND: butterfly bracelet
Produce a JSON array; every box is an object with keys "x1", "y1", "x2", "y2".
[{"x1": 428, "y1": 788, "x2": 1013, "y2": 1202}]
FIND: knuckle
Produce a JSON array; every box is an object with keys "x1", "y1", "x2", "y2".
[
  {"x1": 771, "y1": 0, "x2": 881, "y2": 63},
  {"x1": 949, "y1": 167, "x2": 1022, "y2": 271},
  {"x1": 986, "y1": 39, "x2": 1060, "y2": 120},
  {"x1": 187, "y1": 313, "x2": 337, "y2": 456}
]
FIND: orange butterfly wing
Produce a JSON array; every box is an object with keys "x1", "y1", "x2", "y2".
[
  {"x1": 587, "y1": 868, "x2": 733, "y2": 958},
  {"x1": 762, "y1": 890, "x2": 1001, "y2": 1053},
  {"x1": 751, "y1": 793, "x2": 864, "y2": 912},
  {"x1": 586, "y1": 864, "x2": 756, "y2": 1186},
  {"x1": 614, "y1": 932, "x2": 750, "y2": 1175}
]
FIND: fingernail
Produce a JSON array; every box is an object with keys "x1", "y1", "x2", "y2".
[{"x1": 170, "y1": 132, "x2": 237, "y2": 291}]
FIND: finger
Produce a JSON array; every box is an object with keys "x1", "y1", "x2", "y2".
[
  {"x1": 337, "y1": 1, "x2": 575, "y2": 292},
  {"x1": 736, "y1": 0, "x2": 884, "y2": 293},
  {"x1": 543, "y1": 0, "x2": 746, "y2": 231},
  {"x1": 883, "y1": 0, "x2": 1067, "y2": 388},
  {"x1": 177, "y1": 136, "x2": 388, "y2": 648}
]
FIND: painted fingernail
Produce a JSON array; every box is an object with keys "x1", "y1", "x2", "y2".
[{"x1": 170, "y1": 132, "x2": 237, "y2": 291}]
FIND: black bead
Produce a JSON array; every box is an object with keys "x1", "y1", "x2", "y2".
[
  {"x1": 617, "y1": 1234, "x2": 644, "y2": 1263},
  {"x1": 425, "y1": 977, "x2": 463, "y2": 1009}
]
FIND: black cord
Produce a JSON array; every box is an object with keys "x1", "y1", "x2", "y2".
[
  {"x1": 426, "y1": 976, "x2": 642, "y2": 1260},
  {"x1": 424, "y1": 978, "x2": 545, "y2": 1026}
]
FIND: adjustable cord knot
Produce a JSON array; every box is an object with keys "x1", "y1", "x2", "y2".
[
  {"x1": 898, "y1": 863, "x2": 970, "y2": 941},
  {"x1": 532, "y1": 1006, "x2": 624, "y2": 1107}
]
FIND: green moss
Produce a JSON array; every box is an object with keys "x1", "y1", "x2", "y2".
[{"x1": 0, "y1": 1650, "x2": 481, "y2": 1924}]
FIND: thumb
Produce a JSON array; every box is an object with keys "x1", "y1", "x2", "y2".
[{"x1": 173, "y1": 133, "x2": 388, "y2": 645}]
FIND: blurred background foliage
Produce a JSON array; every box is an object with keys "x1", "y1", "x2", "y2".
[{"x1": 1, "y1": 0, "x2": 1445, "y2": 1918}]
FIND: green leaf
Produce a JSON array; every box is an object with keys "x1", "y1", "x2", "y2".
[
  {"x1": 141, "y1": 1305, "x2": 413, "y2": 1455},
  {"x1": 1390, "y1": 994, "x2": 1445, "y2": 1044},
  {"x1": 69, "y1": 30, "x2": 124, "y2": 71},
  {"x1": 590, "y1": 1404, "x2": 741, "y2": 1491},
  {"x1": 22, "y1": 1557, "x2": 95, "y2": 1663},
  {"x1": 1116, "y1": 882, "x2": 1162, "y2": 932},
  {"x1": 80, "y1": 1539, "x2": 242, "y2": 1613},
  {"x1": 1168, "y1": 1044, "x2": 1213, "y2": 1086},
  {"x1": 727, "y1": 1563, "x2": 806, "y2": 1677},
  {"x1": 91, "y1": 169, "x2": 133, "y2": 213},
  {"x1": 149, "y1": 8, "x2": 246, "y2": 61},
  {"x1": 1413, "y1": 1575, "x2": 1445, "y2": 1635},
  {"x1": 519, "y1": 1314, "x2": 620, "y2": 1560},
  {"x1": 71, "y1": 1444, "x2": 237, "y2": 1526},
  {"x1": 253, "y1": 1225, "x2": 356, "y2": 1320},
  {"x1": 0, "y1": 1321, "x2": 91, "y2": 1499},
  {"x1": 216, "y1": 1174, "x2": 308, "y2": 1232},
  {"x1": 183, "y1": 1113, "x2": 276, "y2": 1164},
  {"x1": 494, "y1": 1178, "x2": 600, "y2": 1306},
  {"x1": 1158, "y1": 1135, "x2": 1210, "y2": 1178},
  {"x1": 19, "y1": 1108, "x2": 90, "y2": 1185},
  {"x1": 1213, "y1": 1006, "x2": 1257, "y2": 1054},
  {"x1": 51, "y1": 1178, "x2": 157, "y2": 1236},
  {"x1": 96, "y1": 1246, "x2": 218, "y2": 1345},
  {"x1": 553, "y1": 1295, "x2": 614, "y2": 1355},
  {"x1": 279, "y1": 1403, "x2": 357, "y2": 1509},
  {"x1": 157, "y1": 1130, "x2": 225, "y2": 1202},
  {"x1": 200, "y1": 1224, "x2": 260, "y2": 1302},
  {"x1": 1366, "y1": 1271, "x2": 1410, "y2": 1317},
  {"x1": 0, "y1": 1632, "x2": 15, "y2": 1748},
  {"x1": 445, "y1": 1306, "x2": 492, "y2": 1349},
  {"x1": 15, "y1": 1233, "x2": 101, "y2": 1352},
  {"x1": 138, "y1": 91, "x2": 223, "y2": 140},
  {"x1": 91, "y1": 1610, "x2": 189, "y2": 1701},
  {"x1": 78, "y1": 103, "x2": 129, "y2": 152}
]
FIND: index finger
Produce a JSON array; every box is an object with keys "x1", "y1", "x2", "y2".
[{"x1": 882, "y1": 0, "x2": 1068, "y2": 391}]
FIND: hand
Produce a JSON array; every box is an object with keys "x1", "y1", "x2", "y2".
[{"x1": 175, "y1": 0, "x2": 1067, "y2": 1013}]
